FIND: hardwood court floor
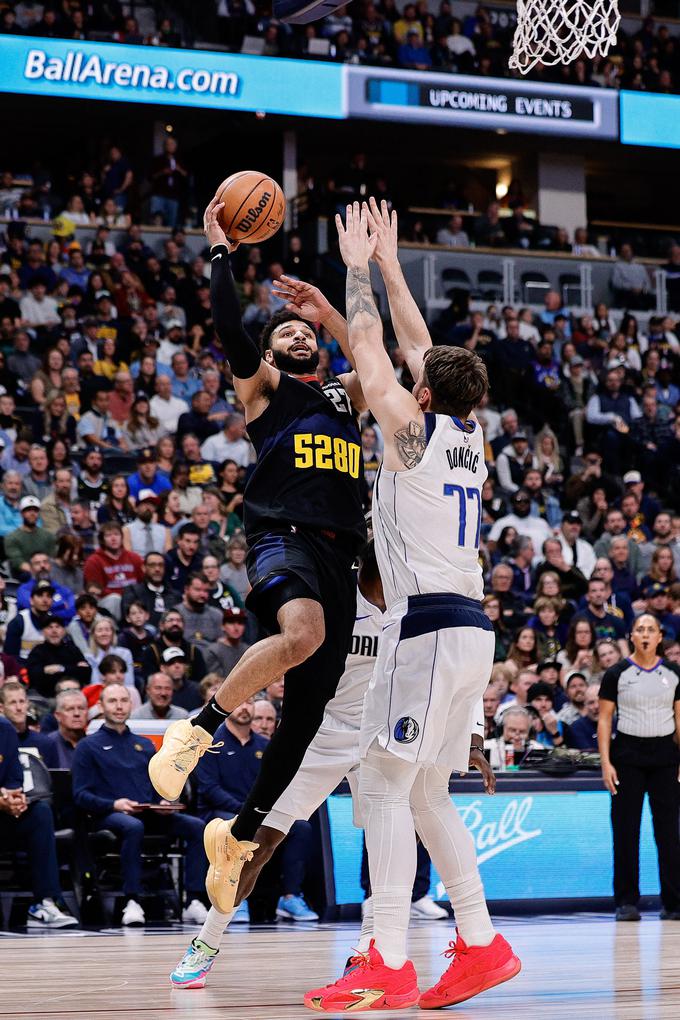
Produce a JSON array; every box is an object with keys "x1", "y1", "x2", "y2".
[{"x1": 3, "y1": 914, "x2": 680, "y2": 1020}]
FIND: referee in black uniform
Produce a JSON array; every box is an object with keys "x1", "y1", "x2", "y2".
[{"x1": 598, "y1": 614, "x2": 680, "y2": 921}]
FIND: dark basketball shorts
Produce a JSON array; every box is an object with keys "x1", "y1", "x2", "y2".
[{"x1": 246, "y1": 524, "x2": 359, "y2": 674}]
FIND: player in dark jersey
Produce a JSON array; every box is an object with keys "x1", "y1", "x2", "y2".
[{"x1": 149, "y1": 195, "x2": 367, "y2": 910}]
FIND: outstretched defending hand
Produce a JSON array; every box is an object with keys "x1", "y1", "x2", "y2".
[
  {"x1": 363, "y1": 197, "x2": 398, "y2": 266},
  {"x1": 204, "y1": 196, "x2": 240, "y2": 253},
  {"x1": 336, "y1": 201, "x2": 377, "y2": 270},
  {"x1": 272, "y1": 275, "x2": 332, "y2": 322}
]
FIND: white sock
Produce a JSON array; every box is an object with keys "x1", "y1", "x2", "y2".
[
  {"x1": 356, "y1": 897, "x2": 374, "y2": 954},
  {"x1": 197, "y1": 905, "x2": 235, "y2": 950},
  {"x1": 410, "y1": 765, "x2": 495, "y2": 947},
  {"x1": 445, "y1": 872, "x2": 495, "y2": 947},
  {"x1": 359, "y1": 745, "x2": 420, "y2": 969}
]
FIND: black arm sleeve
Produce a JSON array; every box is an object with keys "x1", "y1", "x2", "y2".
[{"x1": 210, "y1": 243, "x2": 263, "y2": 380}]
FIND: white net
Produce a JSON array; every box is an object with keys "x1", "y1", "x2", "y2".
[{"x1": 509, "y1": 0, "x2": 621, "y2": 74}]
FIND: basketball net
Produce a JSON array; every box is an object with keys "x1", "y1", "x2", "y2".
[{"x1": 509, "y1": 0, "x2": 621, "y2": 74}]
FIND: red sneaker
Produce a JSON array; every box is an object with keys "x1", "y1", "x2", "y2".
[
  {"x1": 419, "y1": 932, "x2": 521, "y2": 1009},
  {"x1": 304, "y1": 939, "x2": 420, "y2": 1012}
]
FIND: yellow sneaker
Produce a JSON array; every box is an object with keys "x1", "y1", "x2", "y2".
[
  {"x1": 204, "y1": 817, "x2": 259, "y2": 914},
  {"x1": 148, "y1": 719, "x2": 221, "y2": 801}
]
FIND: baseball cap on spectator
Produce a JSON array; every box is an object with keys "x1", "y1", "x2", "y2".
[
  {"x1": 223, "y1": 608, "x2": 246, "y2": 623},
  {"x1": 67, "y1": 241, "x2": 82, "y2": 252},
  {"x1": 511, "y1": 432, "x2": 528, "y2": 441},
  {"x1": 165, "y1": 319, "x2": 183, "y2": 331},
  {"x1": 35, "y1": 579, "x2": 55, "y2": 595},
  {"x1": 565, "y1": 670, "x2": 588, "y2": 685},
  {"x1": 563, "y1": 510, "x2": 582, "y2": 524},
  {"x1": 137, "y1": 447, "x2": 156, "y2": 463},
  {"x1": 623, "y1": 470, "x2": 642, "y2": 485},
  {"x1": 43, "y1": 614, "x2": 64, "y2": 627},
  {"x1": 644, "y1": 582, "x2": 669, "y2": 597},
  {"x1": 570, "y1": 355, "x2": 584, "y2": 366},
  {"x1": 20, "y1": 496, "x2": 41, "y2": 511},
  {"x1": 162, "y1": 647, "x2": 187, "y2": 664},
  {"x1": 527, "y1": 681, "x2": 554, "y2": 703},
  {"x1": 537, "y1": 660, "x2": 561, "y2": 674},
  {"x1": 137, "y1": 488, "x2": 159, "y2": 504}
]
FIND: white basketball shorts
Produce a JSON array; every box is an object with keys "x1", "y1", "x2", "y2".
[
  {"x1": 265, "y1": 714, "x2": 362, "y2": 834},
  {"x1": 359, "y1": 593, "x2": 494, "y2": 772}
]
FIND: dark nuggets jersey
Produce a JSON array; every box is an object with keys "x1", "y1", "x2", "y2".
[{"x1": 244, "y1": 373, "x2": 366, "y2": 548}]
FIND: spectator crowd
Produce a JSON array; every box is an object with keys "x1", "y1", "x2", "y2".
[
  {"x1": 0, "y1": 161, "x2": 678, "y2": 932},
  {"x1": 1, "y1": 2, "x2": 679, "y2": 93}
]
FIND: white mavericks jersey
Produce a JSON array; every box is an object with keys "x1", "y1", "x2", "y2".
[
  {"x1": 325, "y1": 587, "x2": 383, "y2": 728},
  {"x1": 373, "y1": 412, "x2": 487, "y2": 608}
]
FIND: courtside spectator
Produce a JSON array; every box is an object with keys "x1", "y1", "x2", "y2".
[
  {"x1": 72, "y1": 684, "x2": 208, "y2": 926},
  {"x1": 0, "y1": 713, "x2": 77, "y2": 927}
]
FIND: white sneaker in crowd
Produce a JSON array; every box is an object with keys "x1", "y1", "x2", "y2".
[
  {"x1": 410, "y1": 895, "x2": 449, "y2": 920},
  {"x1": 182, "y1": 899, "x2": 209, "y2": 925},
  {"x1": 27, "y1": 898, "x2": 78, "y2": 928},
  {"x1": 122, "y1": 898, "x2": 146, "y2": 926}
]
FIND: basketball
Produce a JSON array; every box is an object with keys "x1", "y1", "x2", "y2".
[{"x1": 215, "y1": 171, "x2": 286, "y2": 244}]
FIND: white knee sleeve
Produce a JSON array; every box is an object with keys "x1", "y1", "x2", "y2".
[{"x1": 410, "y1": 766, "x2": 494, "y2": 946}]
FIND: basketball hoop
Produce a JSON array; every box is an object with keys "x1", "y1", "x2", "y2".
[{"x1": 509, "y1": 0, "x2": 621, "y2": 74}]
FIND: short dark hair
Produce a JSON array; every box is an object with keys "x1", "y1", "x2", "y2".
[
  {"x1": 259, "y1": 310, "x2": 317, "y2": 354},
  {"x1": 99, "y1": 653, "x2": 126, "y2": 675},
  {"x1": 76, "y1": 593, "x2": 98, "y2": 610},
  {"x1": 422, "y1": 346, "x2": 488, "y2": 418},
  {"x1": 185, "y1": 572, "x2": 209, "y2": 587},
  {"x1": 178, "y1": 522, "x2": 200, "y2": 538}
]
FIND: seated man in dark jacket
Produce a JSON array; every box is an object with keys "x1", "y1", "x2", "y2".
[
  {"x1": 0, "y1": 715, "x2": 77, "y2": 928},
  {"x1": 72, "y1": 684, "x2": 208, "y2": 927},
  {"x1": 25, "y1": 616, "x2": 91, "y2": 697}
]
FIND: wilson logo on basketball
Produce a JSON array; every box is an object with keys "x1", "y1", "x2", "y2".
[{"x1": 235, "y1": 192, "x2": 272, "y2": 233}]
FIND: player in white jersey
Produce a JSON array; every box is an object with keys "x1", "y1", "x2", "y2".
[
  {"x1": 303, "y1": 200, "x2": 520, "y2": 1012},
  {"x1": 170, "y1": 540, "x2": 495, "y2": 989}
]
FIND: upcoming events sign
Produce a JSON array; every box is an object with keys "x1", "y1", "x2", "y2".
[{"x1": 345, "y1": 66, "x2": 619, "y2": 138}]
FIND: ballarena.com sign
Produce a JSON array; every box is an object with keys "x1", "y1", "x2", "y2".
[
  {"x1": 0, "y1": 33, "x2": 345, "y2": 118},
  {"x1": 23, "y1": 48, "x2": 240, "y2": 96}
]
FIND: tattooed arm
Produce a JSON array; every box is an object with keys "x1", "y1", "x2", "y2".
[{"x1": 337, "y1": 202, "x2": 424, "y2": 471}]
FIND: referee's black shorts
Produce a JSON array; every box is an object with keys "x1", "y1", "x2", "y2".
[{"x1": 245, "y1": 523, "x2": 359, "y2": 677}]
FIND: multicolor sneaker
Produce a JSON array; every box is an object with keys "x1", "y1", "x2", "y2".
[
  {"x1": 170, "y1": 938, "x2": 218, "y2": 989},
  {"x1": 277, "y1": 895, "x2": 319, "y2": 921},
  {"x1": 204, "y1": 816, "x2": 259, "y2": 914},
  {"x1": 304, "y1": 939, "x2": 419, "y2": 1012},
  {"x1": 148, "y1": 719, "x2": 222, "y2": 801},
  {"x1": 419, "y1": 932, "x2": 521, "y2": 1009}
]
